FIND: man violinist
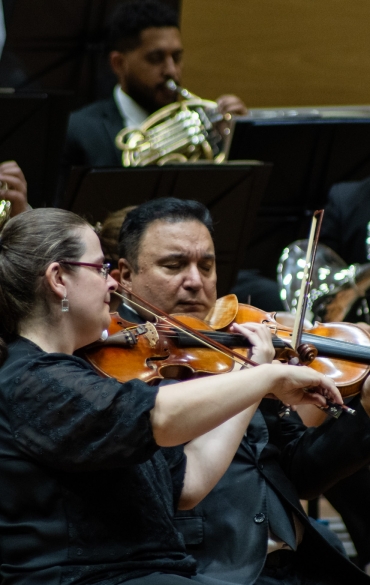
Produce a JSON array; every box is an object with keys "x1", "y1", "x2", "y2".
[{"x1": 114, "y1": 197, "x2": 370, "y2": 585}]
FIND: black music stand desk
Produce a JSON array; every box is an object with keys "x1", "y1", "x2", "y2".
[
  {"x1": 0, "y1": 92, "x2": 71, "y2": 207},
  {"x1": 227, "y1": 116, "x2": 370, "y2": 278},
  {"x1": 64, "y1": 162, "x2": 272, "y2": 297}
]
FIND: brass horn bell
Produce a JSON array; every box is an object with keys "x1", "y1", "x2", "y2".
[
  {"x1": 277, "y1": 239, "x2": 370, "y2": 323},
  {"x1": 115, "y1": 80, "x2": 227, "y2": 167}
]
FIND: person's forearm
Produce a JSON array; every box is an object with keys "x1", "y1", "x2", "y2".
[
  {"x1": 151, "y1": 365, "x2": 274, "y2": 447},
  {"x1": 179, "y1": 402, "x2": 260, "y2": 509},
  {"x1": 150, "y1": 363, "x2": 342, "y2": 447}
]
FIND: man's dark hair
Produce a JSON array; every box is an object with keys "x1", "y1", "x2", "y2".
[
  {"x1": 118, "y1": 198, "x2": 214, "y2": 271},
  {"x1": 106, "y1": 0, "x2": 179, "y2": 53}
]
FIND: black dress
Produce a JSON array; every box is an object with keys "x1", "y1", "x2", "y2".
[{"x1": 0, "y1": 336, "x2": 197, "y2": 584}]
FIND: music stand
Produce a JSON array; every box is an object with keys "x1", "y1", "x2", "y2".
[
  {"x1": 64, "y1": 162, "x2": 272, "y2": 296},
  {"x1": 0, "y1": 91, "x2": 72, "y2": 207},
  {"x1": 227, "y1": 116, "x2": 370, "y2": 278}
]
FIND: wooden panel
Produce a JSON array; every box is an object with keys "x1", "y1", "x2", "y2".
[{"x1": 180, "y1": 0, "x2": 370, "y2": 107}]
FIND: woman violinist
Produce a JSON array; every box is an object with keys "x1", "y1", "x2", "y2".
[{"x1": 0, "y1": 208, "x2": 340, "y2": 585}]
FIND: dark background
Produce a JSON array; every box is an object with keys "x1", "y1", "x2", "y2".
[{"x1": 0, "y1": 0, "x2": 181, "y2": 107}]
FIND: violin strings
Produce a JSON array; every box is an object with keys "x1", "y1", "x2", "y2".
[
  {"x1": 111, "y1": 290, "x2": 247, "y2": 365},
  {"x1": 111, "y1": 290, "x2": 252, "y2": 367},
  {"x1": 110, "y1": 294, "x2": 354, "y2": 415}
]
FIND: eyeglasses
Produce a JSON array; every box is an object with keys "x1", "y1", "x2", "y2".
[{"x1": 59, "y1": 261, "x2": 111, "y2": 280}]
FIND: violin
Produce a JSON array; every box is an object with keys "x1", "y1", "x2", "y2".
[
  {"x1": 206, "y1": 295, "x2": 370, "y2": 398},
  {"x1": 81, "y1": 292, "x2": 370, "y2": 399},
  {"x1": 83, "y1": 312, "x2": 295, "y2": 384}
]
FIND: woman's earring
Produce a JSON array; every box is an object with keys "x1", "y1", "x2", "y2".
[
  {"x1": 100, "y1": 329, "x2": 108, "y2": 341},
  {"x1": 61, "y1": 295, "x2": 69, "y2": 313}
]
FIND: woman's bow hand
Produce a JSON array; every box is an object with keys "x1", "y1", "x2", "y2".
[{"x1": 266, "y1": 363, "x2": 343, "y2": 409}]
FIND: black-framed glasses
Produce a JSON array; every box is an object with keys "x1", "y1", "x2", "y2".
[{"x1": 59, "y1": 261, "x2": 111, "y2": 280}]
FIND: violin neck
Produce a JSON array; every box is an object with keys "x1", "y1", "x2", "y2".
[
  {"x1": 301, "y1": 332, "x2": 370, "y2": 363},
  {"x1": 176, "y1": 329, "x2": 370, "y2": 361},
  {"x1": 176, "y1": 330, "x2": 286, "y2": 350}
]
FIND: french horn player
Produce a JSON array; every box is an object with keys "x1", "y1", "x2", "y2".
[{"x1": 61, "y1": 0, "x2": 247, "y2": 174}]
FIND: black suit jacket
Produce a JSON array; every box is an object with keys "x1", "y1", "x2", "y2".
[
  {"x1": 118, "y1": 303, "x2": 370, "y2": 584},
  {"x1": 56, "y1": 96, "x2": 125, "y2": 206},
  {"x1": 321, "y1": 177, "x2": 370, "y2": 265},
  {"x1": 62, "y1": 96, "x2": 124, "y2": 169},
  {"x1": 175, "y1": 397, "x2": 370, "y2": 584}
]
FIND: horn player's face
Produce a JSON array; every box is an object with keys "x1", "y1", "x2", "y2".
[{"x1": 111, "y1": 27, "x2": 184, "y2": 114}]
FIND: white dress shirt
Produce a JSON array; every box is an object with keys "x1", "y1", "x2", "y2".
[{"x1": 113, "y1": 85, "x2": 149, "y2": 128}]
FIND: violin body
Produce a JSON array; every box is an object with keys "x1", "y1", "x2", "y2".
[
  {"x1": 208, "y1": 297, "x2": 370, "y2": 398},
  {"x1": 83, "y1": 314, "x2": 236, "y2": 384}
]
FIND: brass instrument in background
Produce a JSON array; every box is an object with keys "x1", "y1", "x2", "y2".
[
  {"x1": 0, "y1": 181, "x2": 11, "y2": 230},
  {"x1": 277, "y1": 239, "x2": 370, "y2": 323},
  {"x1": 115, "y1": 80, "x2": 229, "y2": 167}
]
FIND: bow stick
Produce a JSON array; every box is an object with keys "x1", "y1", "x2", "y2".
[
  {"x1": 291, "y1": 209, "x2": 324, "y2": 350},
  {"x1": 289, "y1": 210, "x2": 355, "y2": 418},
  {"x1": 112, "y1": 275, "x2": 351, "y2": 415},
  {"x1": 113, "y1": 282, "x2": 260, "y2": 368}
]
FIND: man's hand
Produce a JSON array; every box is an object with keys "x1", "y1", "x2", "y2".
[
  {"x1": 0, "y1": 160, "x2": 28, "y2": 217},
  {"x1": 230, "y1": 322, "x2": 274, "y2": 364},
  {"x1": 216, "y1": 94, "x2": 247, "y2": 117}
]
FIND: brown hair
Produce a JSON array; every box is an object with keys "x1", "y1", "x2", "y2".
[
  {"x1": 0, "y1": 208, "x2": 88, "y2": 365},
  {"x1": 97, "y1": 206, "x2": 136, "y2": 270}
]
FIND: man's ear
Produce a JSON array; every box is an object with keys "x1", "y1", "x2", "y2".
[
  {"x1": 109, "y1": 268, "x2": 120, "y2": 283},
  {"x1": 109, "y1": 51, "x2": 126, "y2": 77},
  {"x1": 44, "y1": 262, "x2": 66, "y2": 300},
  {"x1": 118, "y1": 258, "x2": 134, "y2": 290}
]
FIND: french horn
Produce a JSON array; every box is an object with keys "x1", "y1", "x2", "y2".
[
  {"x1": 0, "y1": 181, "x2": 11, "y2": 230},
  {"x1": 277, "y1": 239, "x2": 370, "y2": 323},
  {"x1": 115, "y1": 80, "x2": 228, "y2": 167}
]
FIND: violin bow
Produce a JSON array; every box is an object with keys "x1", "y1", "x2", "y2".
[
  {"x1": 112, "y1": 282, "x2": 260, "y2": 369},
  {"x1": 291, "y1": 209, "x2": 324, "y2": 351},
  {"x1": 289, "y1": 210, "x2": 355, "y2": 418},
  {"x1": 112, "y1": 267, "x2": 353, "y2": 416}
]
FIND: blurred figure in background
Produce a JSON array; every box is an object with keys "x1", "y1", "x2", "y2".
[{"x1": 0, "y1": 160, "x2": 28, "y2": 217}]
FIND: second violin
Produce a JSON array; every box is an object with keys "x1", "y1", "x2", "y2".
[{"x1": 207, "y1": 296, "x2": 370, "y2": 399}]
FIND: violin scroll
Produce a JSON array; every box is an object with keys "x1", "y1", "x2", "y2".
[{"x1": 296, "y1": 343, "x2": 319, "y2": 366}]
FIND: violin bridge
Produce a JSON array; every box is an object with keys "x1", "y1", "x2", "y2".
[{"x1": 142, "y1": 322, "x2": 160, "y2": 348}]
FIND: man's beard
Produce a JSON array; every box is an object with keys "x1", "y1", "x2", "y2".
[{"x1": 125, "y1": 76, "x2": 177, "y2": 114}]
